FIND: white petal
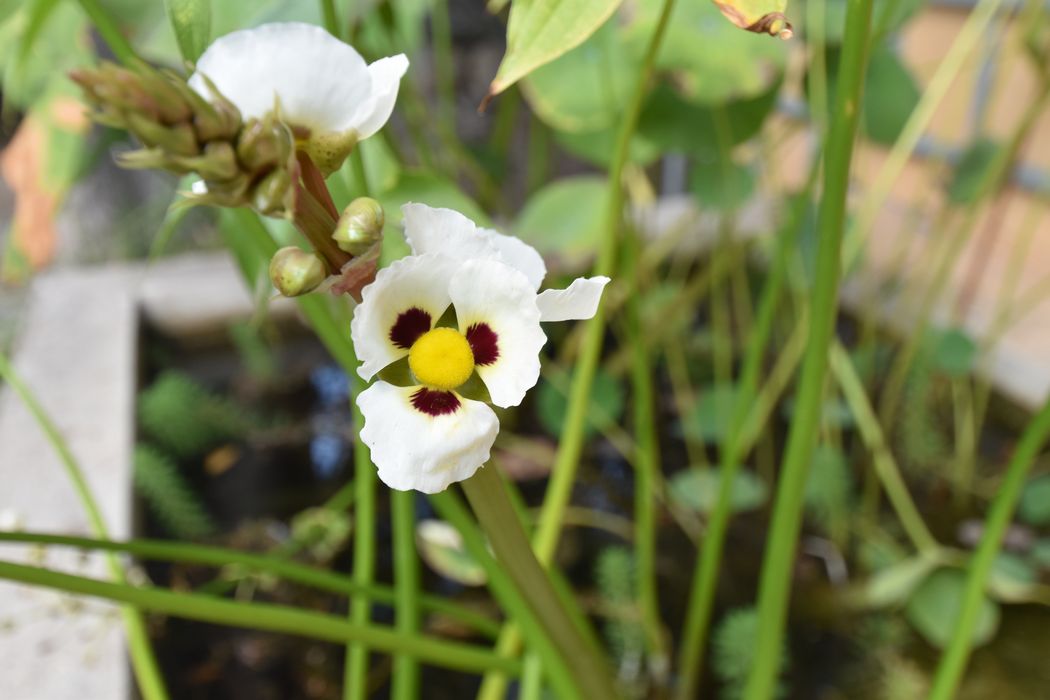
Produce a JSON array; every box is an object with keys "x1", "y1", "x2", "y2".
[
  {"x1": 536, "y1": 276, "x2": 610, "y2": 322},
  {"x1": 350, "y1": 254, "x2": 458, "y2": 381},
  {"x1": 480, "y1": 227, "x2": 546, "y2": 290},
  {"x1": 350, "y1": 54, "x2": 410, "y2": 139},
  {"x1": 357, "y1": 381, "x2": 499, "y2": 493},
  {"x1": 190, "y1": 23, "x2": 371, "y2": 135},
  {"x1": 403, "y1": 204, "x2": 547, "y2": 288},
  {"x1": 450, "y1": 260, "x2": 546, "y2": 408},
  {"x1": 403, "y1": 203, "x2": 497, "y2": 259}
]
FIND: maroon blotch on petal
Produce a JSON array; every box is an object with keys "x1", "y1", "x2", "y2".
[
  {"x1": 465, "y1": 323, "x2": 499, "y2": 366},
  {"x1": 411, "y1": 388, "x2": 461, "y2": 416},
  {"x1": 389, "y1": 307, "x2": 431, "y2": 349}
]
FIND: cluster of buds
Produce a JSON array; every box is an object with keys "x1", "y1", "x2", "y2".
[{"x1": 70, "y1": 61, "x2": 297, "y2": 217}]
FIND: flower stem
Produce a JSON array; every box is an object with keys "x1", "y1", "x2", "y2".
[
  {"x1": 927, "y1": 394, "x2": 1050, "y2": 700},
  {"x1": 0, "y1": 353, "x2": 169, "y2": 700},
  {"x1": 0, "y1": 559, "x2": 521, "y2": 675},
  {"x1": 742, "y1": 0, "x2": 874, "y2": 697},
  {"x1": 460, "y1": 466, "x2": 616, "y2": 699}
]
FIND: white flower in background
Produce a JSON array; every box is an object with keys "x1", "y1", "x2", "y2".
[
  {"x1": 189, "y1": 22, "x2": 408, "y2": 174},
  {"x1": 351, "y1": 204, "x2": 610, "y2": 493}
]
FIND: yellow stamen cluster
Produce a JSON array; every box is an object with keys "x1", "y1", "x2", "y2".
[{"x1": 408, "y1": 328, "x2": 475, "y2": 390}]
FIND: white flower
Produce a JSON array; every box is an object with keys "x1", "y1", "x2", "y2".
[
  {"x1": 189, "y1": 22, "x2": 408, "y2": 174},
  {"x1": 350, "y1": 204, "x2": 610, "y2": 493}
]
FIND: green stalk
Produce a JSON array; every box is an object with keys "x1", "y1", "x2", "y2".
[
  {"x1": 0, "y1": 559, "x2": 520, "y2": 676},
  {"x1": 320, "y1": 0, "x2": 340, "y2": 37},
  {"x1": 0, "y1": 531, "x2": 500, "y2": 637},
  {"x1": 430, "y1": 488, "x2": 585, "y2": 700},
  {"x1": 742, "y1": 0, "x2": 874, "y2": 697},
  {"x1": 461, "y1": 466, "x2": 615, "y2": 699},
  {"x1": 673, "y1": 167, "x2": 817, "y2": 700},
  {"x1": 926, "y1": 394, "x2": 1050, "y2": 700},
  {"x1": 477, "y1": 2, "x2": 677, "y2": 694},
  {"x1": 828, "y1": 341, "x2": 939, "y2": 553},
  {"x1": 624, "y1": 226, "x2": 667, "y2": 667},
  {"x1": 390, "y1": 489, "x2": 421, "y2": 700},
  {"x1": 0, "y1": 354, "x2": 169, "y2": 700}
]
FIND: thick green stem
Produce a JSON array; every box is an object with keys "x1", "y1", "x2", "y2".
[
  {"x1": 0, "y1": 354, "x2": 169, "y2": 700},
  {"x1": 742, "y1": 0, "x2": 873, "y2": 697},
  {"x1": 0, "y1": 559, "x2": 520, "y2": 675},
  {"x1": 926, "y1": 394, "x2": 1050, "y2": 700},
  {"x1": 461, "y1": 466, "x2": 615, "y2": 700},
  {"x1": 430, "y1": 488, "x2": 586, "y2": 700}
]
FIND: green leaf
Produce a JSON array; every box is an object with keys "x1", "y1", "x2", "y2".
[
  {"x1": 928, "y1": 327, "x2": 977, "y2": 377},
  {"x1": 521, "y1": 20, "x2": 635, "y2": 133},
  {"x1": 850, "y1": 554, "x2": 941, "y2": 609},
  {"x1": 515, "y1": 176, "x2": 607, "y2": 266},
  {"x1": 668, "y1": 467, "x2": 768, "y2": 515},
  {"x1": 164, "y1": 0, "x2": 211, "y2": 63},
  {"x1": 536, "y1": 368, "x2": 624, "y2": 439},
  {"x1": 947, "y1": 138, "x2": 1006, "y2": 205},
  {"x1": 987, "y1": 553, "x2": 1038, "y2": 602},
  {"x1": 682, "y1": 384, "x2": 738, "y2": 444},
  {"x1": 863, "y1": 46, "x2": 920, "y2": 145},
  {"x1": 905, "y1": 568, "x2": 1000, "y2": 649},
  {"x1": 690, "y1": 157, "x2": 755, "y2": 210},
  {"x1": 416, "y1": 519, "x2": 487, "y2": 586},
  {"x1": 1019, "y1": 474, "x2": 1050, "y2": 527},
  {"x1": 638, "y1": 81, "x2": 781, "y2": 157},
  {"x1": 489, "y1": 0, "x2": 626, "y2": 97},
  {"x1": 554, "y1": 126, "x2": 662, "y2": 168}
]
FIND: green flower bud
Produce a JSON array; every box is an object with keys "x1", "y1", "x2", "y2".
[
  {"x1": 125, "y1": 112, "x2": 198, "y2": 156},
  {"x1": 332, "y1": 197, "x2": 384, "y2": 255},
  {"x1": 269, "y1": 247, "x2": 327, "y2": 297},
  {"x1": 236, "y1": 115, "x2": 293, "y2": 173},
  {"x1": 170, "y1": 141, "x2": 239, "y2": 181}
]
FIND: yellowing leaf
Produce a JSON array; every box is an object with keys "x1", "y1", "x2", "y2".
[
  {"x1": 487, "y1": 0, "x2": 625, "y2": 100},
  {"x1": 710, "y1": 0, "x2": 793, "y2": 38}
]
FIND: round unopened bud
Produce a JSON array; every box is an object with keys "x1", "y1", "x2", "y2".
[
  {"x1": 332, "y1": 197, "x2": 384, "y2": 255},
  {"x1": 269, "y1": 247, "x2": 327, "y2": 297},
  {"x1": 251, "y1": 169, "x2": 293, "y2": 216}
]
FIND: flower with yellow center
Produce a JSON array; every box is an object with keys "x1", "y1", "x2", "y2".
[
  {"x1": 408, "y1": 328, "x2": 475, "y2": 391},
  {"x1": 350, "y1": 204, "x2": 610, "y2": 493}
]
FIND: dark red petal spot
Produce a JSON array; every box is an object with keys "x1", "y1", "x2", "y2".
[
  {"x1": 410, "y1": 388, "x2": 461, "y2": 416},
  {"x1": 465, "y1": 323, "x2": 499, "y2": 366},
  {"x1": 389, "y1": 307, "x2": 432, "y2": 349}
]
